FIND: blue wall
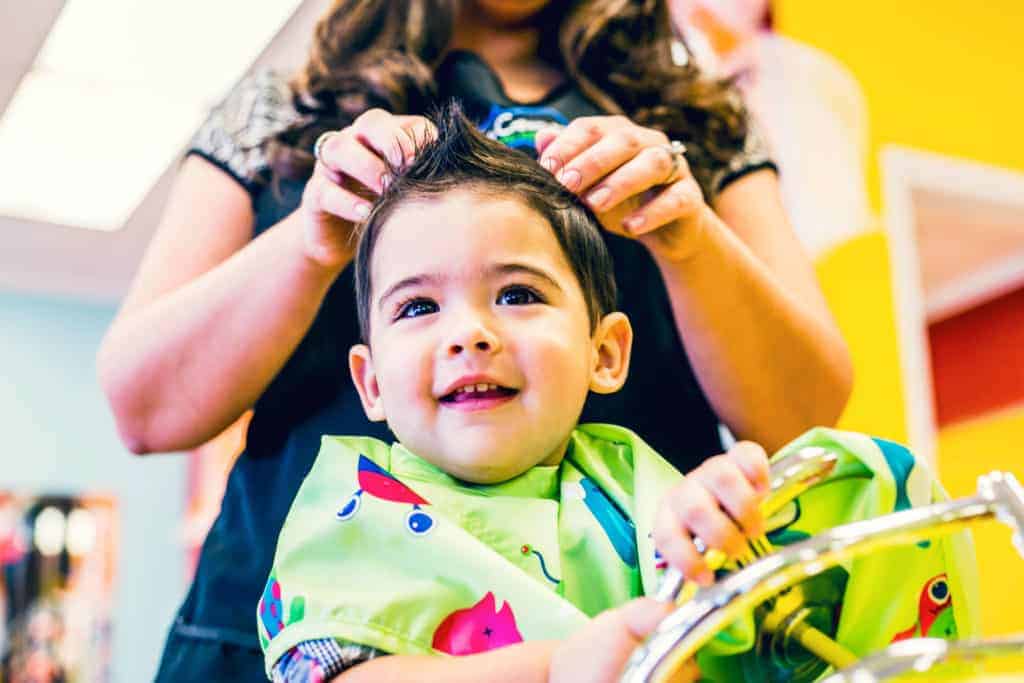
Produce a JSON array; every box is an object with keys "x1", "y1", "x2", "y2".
[{"x1": 0, "y1": 291, "x2": 187, "y2": 681}]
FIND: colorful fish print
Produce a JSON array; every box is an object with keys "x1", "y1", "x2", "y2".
[
  {"x1": 891, "y1": 573, "x2": 956, "y2": 642},
  {"x1": 337, "y1": 455, "x2": 434, "y2": 535},
  {"x1": 579, "y1": 478, "x2": 638, "y2": 568},
  {"x1": 432, "y1": 592, "x2": 524, "y2": 655}
]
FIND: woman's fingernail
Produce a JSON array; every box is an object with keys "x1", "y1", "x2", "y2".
[
  {"x1": 587, "y1": 187, "x2": 610, "y2": 210},
  {"x1": 558, "y1": 169, "x2": 581, "y2": 191},
  {"x1": 355, "y1": 203, "x2": 371, "y2": 219},
  {"x1": 541, "y1": 157, "x2": 558, "y2": 174},
  {"x1": 624, "y1": 215, "x2": 646, "y2": 232}
]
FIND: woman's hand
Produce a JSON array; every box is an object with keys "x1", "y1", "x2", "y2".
[
  {"x1": 301, "y1": 109, "x2": 437, "y2": 267},
  {"x1": 536, "y1": 116, "x2": 708, "y2": 262},
  {"x1": 653, "y1": 442, "x2": 771, "y2": 585},
  {"x1": 549, "y1": 598, "x2": 699, "y2": 683}
]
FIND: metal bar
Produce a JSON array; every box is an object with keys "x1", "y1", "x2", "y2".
[{"x1": 621, "y1": 471, "x2": 1024, "y2": 683}]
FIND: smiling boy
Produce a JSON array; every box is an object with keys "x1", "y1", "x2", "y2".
[{"x1": 258, "y1": 102, "x2": 769, "y2": 683}]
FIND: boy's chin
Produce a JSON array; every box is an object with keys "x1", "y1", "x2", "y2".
[
  {"x1": 443, "y1": 456, "x2": 536, "y2": 485},
  {"x1": 433, "y1": 442, "x2": 565, "y2": 485}
]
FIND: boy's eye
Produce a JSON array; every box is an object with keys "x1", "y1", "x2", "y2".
[
  {"x1": 497, "y1": 286, "x2": 542, "y2": 306},
  {"x1": 395, "y1": 298, "x2": 438, "y2": 320}
]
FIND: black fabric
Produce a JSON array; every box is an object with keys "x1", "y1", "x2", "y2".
[{"x1": 155, "y1": 50, "x2": 724, "y2": 681}]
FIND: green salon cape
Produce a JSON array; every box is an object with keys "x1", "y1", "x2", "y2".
[
  {"x1": 259, "y1": 426, "x2": 980, "y2": 681},
  {"x1": 258, "y1": 424, "x2": 681, "y2": 677}
]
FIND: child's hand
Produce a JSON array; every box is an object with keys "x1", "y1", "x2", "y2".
[
  {"x1": 549, "y1": 598, "x2": 699, "y2": 683},
  {"x1": 653, "y1": 441, "x2": 771, "y2": 585}
]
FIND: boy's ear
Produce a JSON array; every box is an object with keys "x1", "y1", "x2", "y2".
[
  {"x1": 589, "y1": 312, "x2": 633, "y2": 395},
  {"x1": 349, "y1": 344, "x2": 387, "y2": 422}
]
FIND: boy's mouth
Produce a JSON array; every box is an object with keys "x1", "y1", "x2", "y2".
[{"x1": 439, "y1": 382, "x2": 519, "y2": 410}]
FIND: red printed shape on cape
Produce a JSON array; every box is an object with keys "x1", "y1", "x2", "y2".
[{"x1": 432, "y1": 592, "x2": 524, "y2": 655}]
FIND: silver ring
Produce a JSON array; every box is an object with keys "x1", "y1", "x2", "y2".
[
  {"x1": 313, "y1": 131, "x2": 338, "y2": 164},
  {"x1": 660, "y1": 139, "x2": 687, "y2": 184}
]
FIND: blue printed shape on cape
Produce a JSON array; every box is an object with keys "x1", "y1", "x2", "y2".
[{"x1": 580, "y1": 478, "x2": 638, "y2": 568}]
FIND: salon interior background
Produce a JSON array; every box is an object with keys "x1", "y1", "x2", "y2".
[{"x1": 1, "y1": 0, "x2": 1022, "y2": 680}]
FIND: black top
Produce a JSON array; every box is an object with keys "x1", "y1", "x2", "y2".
[{"x1": 175, "y1": 50, "x2": 776, "y2": 651}]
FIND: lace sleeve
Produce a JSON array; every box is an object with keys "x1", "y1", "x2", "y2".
[
  {"x1": 187, "y1": 69, "x2": 304, "y2": 197},
  {"x1": 705, "y1": 116, "x2": 777, "y2": 201}
]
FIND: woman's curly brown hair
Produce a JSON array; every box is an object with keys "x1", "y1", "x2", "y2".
[{"x1": 268, "y1": 0, "x2": 749, "y2": 197}]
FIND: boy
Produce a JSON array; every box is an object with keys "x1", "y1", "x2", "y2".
[{"x1": 258, "y1": 101, "x2": 772, "y2": 682}]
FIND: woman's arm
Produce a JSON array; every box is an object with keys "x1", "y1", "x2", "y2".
[
  {"x1": 537, "y1": 118, "x2": 853, "y2": 452},
  {"x1": 96, "y1": 156, "x2": 349, "y2": 454},
  {"x1": 98, "y1": 109, "x2": 433, "y2": 455},
  {"x1": 651, "y1": 169, "x2": 853, "y2": 451}
]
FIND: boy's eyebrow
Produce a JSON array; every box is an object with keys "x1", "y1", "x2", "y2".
[
  {"x1": 490, "y1": 263, "x2": 563, "y2": 292},
  {"x1": 376, "y1": 263, "x2": 564, "y2": 311},
  {"x1": 377, "y1": 274, "x2": 442, "y2": 311}
]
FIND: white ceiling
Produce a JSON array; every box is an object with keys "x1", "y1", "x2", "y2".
[{"x1": 0, "y1": 0, "x2": 330, "y2": 303}]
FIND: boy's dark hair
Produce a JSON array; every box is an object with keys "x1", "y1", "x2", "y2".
[{"x1": 354, "y1": 100, "x2": 617, "y2": 343}]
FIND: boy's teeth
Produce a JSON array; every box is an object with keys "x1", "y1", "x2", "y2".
[{"x1": 456, "y1": 383, "x2": 497, "y2": 395}]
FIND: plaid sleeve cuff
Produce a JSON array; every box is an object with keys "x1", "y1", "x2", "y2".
[{"x1": 271, "y1": 638, "x2": 384, "y2": 683}]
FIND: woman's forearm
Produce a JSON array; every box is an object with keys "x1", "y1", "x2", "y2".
[
  {"x1": 97, "y1": 210, "x2": 349, "y2": 454},
  {"x1": 334, "y1": 641, "x2": 558, "y2": 683},
  {"x1": 652, "y1": 206, "x2": 853, "y2": 451}
]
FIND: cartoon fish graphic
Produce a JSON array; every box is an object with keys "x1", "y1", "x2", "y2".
[
  {"x1": 337, "y1": 455, "x2": 434, "y2": 535},
  {"x1": 891, "y1": 573, "x2": 956, "y2": 642},
  {"x1": 432, "y1": 592, "x2": 524, "y2": 655}
]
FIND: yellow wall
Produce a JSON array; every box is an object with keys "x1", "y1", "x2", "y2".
[
  {"x1": 777, "y1": 0, "x2": 1024, "y2": 637},
  {"x1": 777, "y1": 0, "x2": 1024, "y2": 210}
]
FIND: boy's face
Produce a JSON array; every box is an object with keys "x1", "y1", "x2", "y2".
[{"x1": 350, "y1": 190, "x2": 632, "y2": 484}]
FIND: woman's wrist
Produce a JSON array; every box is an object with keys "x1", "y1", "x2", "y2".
[
  {"x1": 642, "y1": 203, "x2": 714, "y2": 268},
  {"x1": 280, "y1": 209, "x2": 355, "y2": 277}
]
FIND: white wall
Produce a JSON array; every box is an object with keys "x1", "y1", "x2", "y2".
[{"x1": 0, "y1": 291, "x2": 188, "y2": 682}]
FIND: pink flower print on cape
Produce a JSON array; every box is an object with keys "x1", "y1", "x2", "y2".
[
  {"x1": 337, "y1": 455, "x2": 434, "y2": 535},
  {"x1": 432, "y1": 592, "x2": 524, "y2": 655}
]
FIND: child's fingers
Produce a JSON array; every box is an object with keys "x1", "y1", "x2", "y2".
[
  {"x1": 655, "y1": 481, "x2": 731, "y2": 584},
  {"x1": 688, "y1": 456, "x2": 765, "y2": 537},
  {"x1": 668, "y1": 477, "x2": 749, "y2": 558},
  {"x1": 616, "y1": 597, "x2": 675, "y2": 641},
  {"x1": 726, "y1": 441, "x2": 771, "y2": 494}
]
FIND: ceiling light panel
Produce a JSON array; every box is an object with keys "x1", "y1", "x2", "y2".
[{"x1": 0, "y1": 0, "x2": 304, "y2": 231}]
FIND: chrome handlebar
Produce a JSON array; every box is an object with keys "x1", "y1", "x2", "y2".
[
  {"x1": 621, "y1": 471, "x2": 1024, "y2": 683},
  {"x1": 821, "y1": 635, "x2": 1024, "y2": 682}
]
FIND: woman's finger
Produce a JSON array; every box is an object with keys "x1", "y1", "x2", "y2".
[
  {"x1": 688, "y1": 456, "x2": 765, "y2": 537},
  {"x1": 351, "y1": 108, "x2": 418, "y2": 168},
  {"x1": 395, "y1": 115, "x2": 439, "y2": 162},
  {"x1": 304, "y1": 169, "x2": 372, "y2": 223},
  {"x1": 317, "y1": 130, "x2": 391, "y2": 194},
  {"x1": 536, "y1": 117, "x2": 609, "y2": 186},
  {"x1": 583, "y1": 144, "x2": 680, "y2": 213},
  {"x1": 534, "y1": 126, "x2": 561, "y2": 158},
  {"x1": 622, "y1": 177, "x2": 704, "y2": 235}
]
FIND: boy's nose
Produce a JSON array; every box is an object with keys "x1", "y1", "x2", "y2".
[{"x1": 446, "y1": 322, "x2": 502, "y2": 357}]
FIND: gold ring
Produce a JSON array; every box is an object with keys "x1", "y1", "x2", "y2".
[{"x1": 313, "y1": 131, "x2": 338, "y2": 164}]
